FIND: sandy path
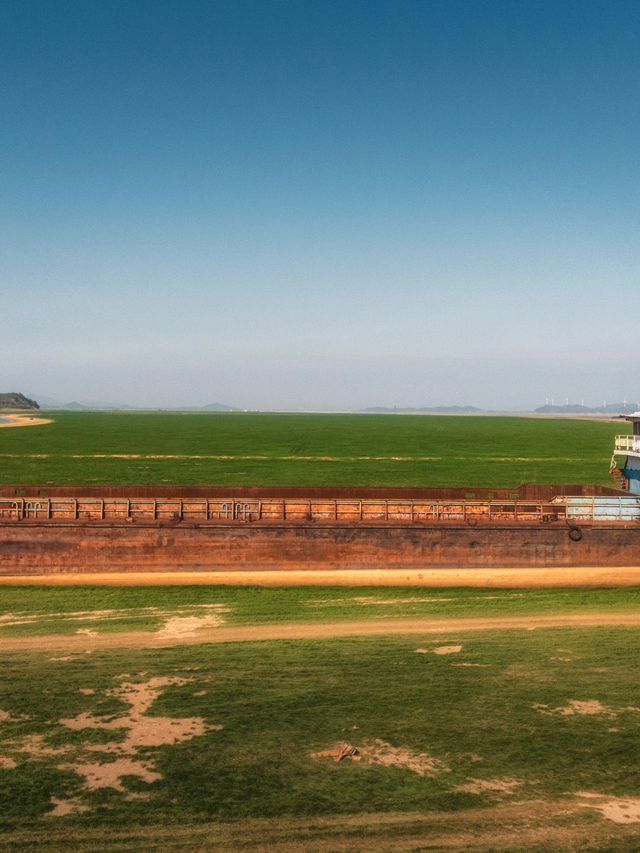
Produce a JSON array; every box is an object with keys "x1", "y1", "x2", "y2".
[
  {"x1": 4, "y1": 566, "x2": 640, "y2": 588},
  {"x1": 4, "y1": 611, "x2": 640, "y2": 654},
  {"x1": 0, "y1": 413, "x2": 52, "y2": 428},
  {"x1": 0, "y1": 800, "x2": 633, "y2": 852}
]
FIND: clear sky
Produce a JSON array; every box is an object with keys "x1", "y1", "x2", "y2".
[{"x1": 2, "y1": 0, "x2": 639, "y2": 410}]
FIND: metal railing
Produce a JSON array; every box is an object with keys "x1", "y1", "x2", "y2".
[
  {"x1": 0, "y1": 496, "x2": 568, "y2": 524},
  {"x1": 2, "y1": 496, "x2": 638, "y2": 524},
  {"x1": 615, "y1": 435, "x2": 640, "y2": 455}
]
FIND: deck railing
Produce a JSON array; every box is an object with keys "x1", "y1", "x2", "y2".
[
  {"x1": 0, "y1": 496, "x2": 567, "y2": 524},
  {"x1": 1, "y1": 496, "x2": 638, "y2": 524},
  {"x1": 615, "y1": 435, "x2": 640, "y2": 455}
]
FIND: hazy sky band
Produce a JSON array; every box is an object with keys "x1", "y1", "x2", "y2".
[{"x1": 2, "y1": 1, "x2": 639, "y2": 409}]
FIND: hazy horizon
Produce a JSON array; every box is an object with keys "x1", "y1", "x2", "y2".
[{"x1": 3, "y1": 1, "x2": 639, "y2": 410}]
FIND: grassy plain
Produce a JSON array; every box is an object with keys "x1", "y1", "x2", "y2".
[
  {"x1": 2, "y1": 585, "x2": 640, "y2": 638},
  {"x1": 0, "y1": 411, "x2": 624, "y2": 487},
  {"x1": 2, "y1": 589, "x2": 640, "y2": 850}
]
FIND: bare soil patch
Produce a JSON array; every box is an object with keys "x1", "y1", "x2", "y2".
[
  {"x1": 64, "y1": 758, "x2": 161, "y2": 791},
  {"x1": 433, "y1": 644, "x2": 463, "y2": 655},
  {"x1": 155, "y1": 609, "x2": 228, "y2": 639},
  {"x1": 46, "y1": 797, "x2": 89, "y2": 817},
  {"x1": 534, "y1": 700, "x2": 640, "y2": 718},
  {"x1": 60, "y1": 676, "x2": 218, "y2": 752},
  {"x1": 312, "y1": 739, "x2": 449, "y2": 777},
  {"x1": 3, "y1": 676, "x2": 222, "y2": 809},
  {"x1": 415, "y1": 644, "x2": 463, "y2": 655},
  {"x1": 455, "y1": 777, "x2": 522, "y2": 795},
  {"x1": 0, "y1": 603, "x2": 232, "y2": 634},
  {"x1": 576, "y1": 792, "x2": 640, "y2": 824}
]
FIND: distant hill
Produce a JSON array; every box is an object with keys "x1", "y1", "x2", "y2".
[
  {"x1": 360, "y1": 405, "x2": 484, "y2": 414},
  {"x1": 37, "y1": 398, "x2": 133, "y2": 410},
  {"x1": 200, "y1": 402, "x2": 237, "y2": 412},
  {"x1": 0, "y1": 392, "x2": 39, "y2": 411},
  {"x1": 36, "y1": 398, "x2": 238, "y2": 412}
]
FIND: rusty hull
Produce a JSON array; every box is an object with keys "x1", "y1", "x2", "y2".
[
  {"x1": 0, "y1": 484, "x2": 636, "y2": 575},
  {"x1": 1, "y1": 519, "x2": 639, "y2": 575}
]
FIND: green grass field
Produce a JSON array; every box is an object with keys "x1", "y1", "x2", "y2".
[
  {"x1": 1, "y1": 585, "x2": 640, "y2": 638},
  {"x1": 0, "y1": 411, "x2": 624, "y2": 487},
  {"x1": 2, "y1": 416, "x2": 638, "y2": 850},
  {"x1": 2, "y1": 587, "x2": 640, "y2": 850}
]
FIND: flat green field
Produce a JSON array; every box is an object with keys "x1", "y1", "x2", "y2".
[
  {"x1": 1, "y1": 584, "x2": 640, "y2": 638},
  {"x1": 2, "y1": 587, "x2": 640, "y2": 851},
  {"x1": 0, "y1": 411, "x2": 624, "y2": 486}
]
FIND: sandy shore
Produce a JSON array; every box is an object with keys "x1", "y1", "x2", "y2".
[{"x1": 0, "y1": 413, "x2": 52, "y2": 428}]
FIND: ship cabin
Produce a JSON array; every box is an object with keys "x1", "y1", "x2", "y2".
[{"x1": 614, "y1": 413, "x2": 640, "y2": 493}]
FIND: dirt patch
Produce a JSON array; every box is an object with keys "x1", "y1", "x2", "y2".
[
  {"x1": 533, "y1": 700, "x2": 640, "y2": 718},
  {"x1": 0, "y1": 756, "x2": 16, "y2": 769},
  {"x1": 353, "y1": 596, "x2": 455, "y2": 606},
  {"x1": 415, "y1": 645, "x2": 462, "y2": 655},
  {"x1": 433, "y1": 645, "x2": 462, "y2": 655},
  {"x1": 156, "y1": 612, "x2": 227, "y2": 639},
  {"x1": 47, "y1": 797, "x2": 89, "y2": 817},
  {"x1": 14, "y1": 735, "x2": 67, "y2": 760},
  {"x1": 2, "y1": 675, "x2": 222, "y2": 805},
  {"x1": 576, "y1": 792, "x2": 640, "y2": 824},
  {"x1": 455, "y1": 777, "x2": 522, "y2": 795},
  {"x1": 65, "y1": 758, "x2": 161, "y2": 791},
  {"x1": 0, "y1": 604, "x2": 232, "y2": 636},
  {"x1": 312, "y1": 739, "x2": 449, "y2": 777},
  {"x1": 60, "y1": 676, "x2": 220, "y2": 751},
  {"x1": 452, "y1": 663, "x2": 489, "y2": 668}
]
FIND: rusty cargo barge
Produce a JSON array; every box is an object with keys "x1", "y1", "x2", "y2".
[{"x1": 1, "y1": 483, "x2": 639, "y2": 575}]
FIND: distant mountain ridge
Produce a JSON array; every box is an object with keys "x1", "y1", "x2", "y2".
[
  {"x1": 0, "y1": 392, "x2": 39, "y2": 411},
  {"x1": 36, "y1": 397, "x2": 238, "y2": 412}
]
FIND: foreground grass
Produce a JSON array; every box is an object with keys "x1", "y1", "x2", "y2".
[
  {"x1": 0, "y1": 411, "x2": 623, "y2": 487},
  {"x1": 1, "y1": 585, "x2": 640, "y2": 637},
  {"x1": 1, "y1": 626, "x2": 640, "y2": 849}
]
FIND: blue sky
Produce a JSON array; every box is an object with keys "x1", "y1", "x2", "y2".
[{"x1": 2, "y1": 0, "x2": 639, "y2": 409}]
